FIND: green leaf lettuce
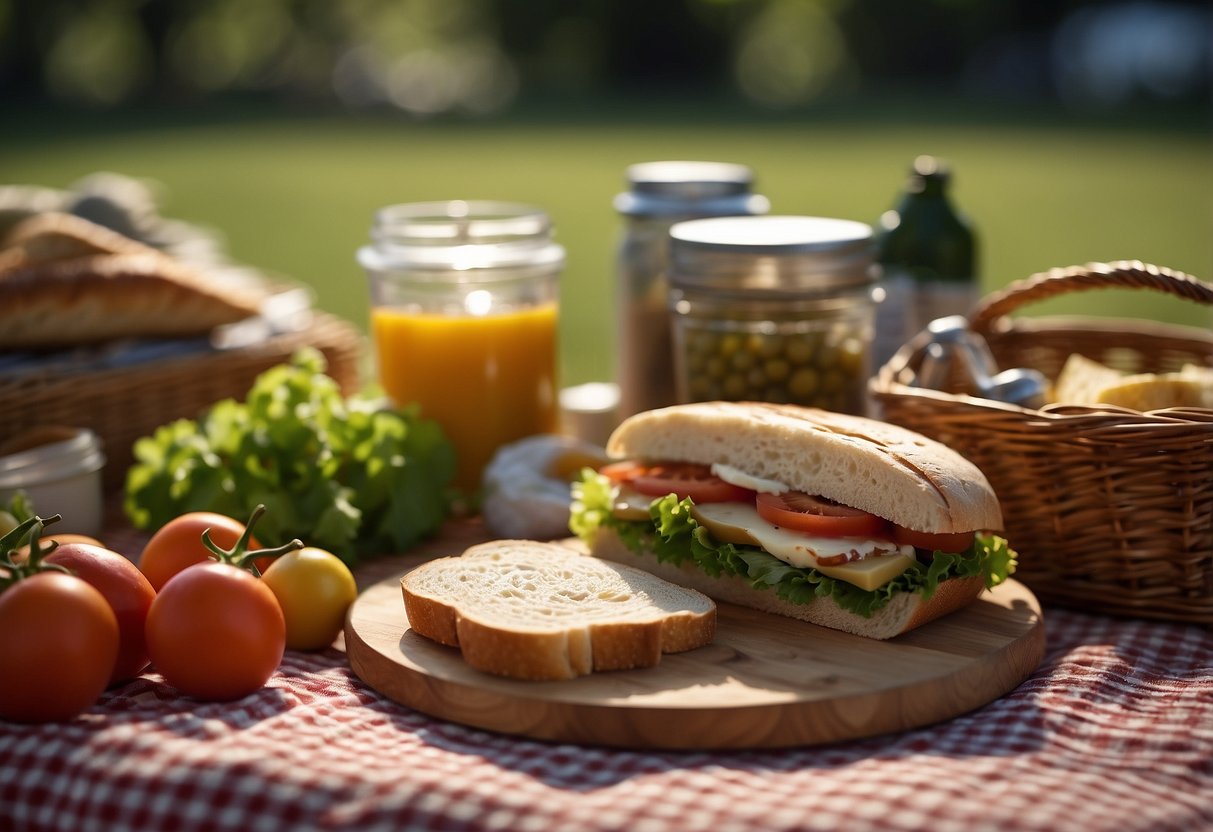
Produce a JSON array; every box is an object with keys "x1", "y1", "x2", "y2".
[
  {"x1": 571, "y1": 470, "x2": 1016, "y2": 619},
  {"x1": 124, "y1": 348, "x2": 456, "y2": 564}
]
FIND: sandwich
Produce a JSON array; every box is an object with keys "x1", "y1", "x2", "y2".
[{"x1": 570, "y1": 402, "x2": 1015, "y2": 639}]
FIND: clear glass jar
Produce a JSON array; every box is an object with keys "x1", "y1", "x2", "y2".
[
  {"x1": 614, "y1": 161, "x2": 769, "y2": 419},
  {"x1": 357, "y1": 200, "x2": 563, "y2": 494},
  {"x1": 667, "y1": 216, "x2": 876, "y2": 415}
]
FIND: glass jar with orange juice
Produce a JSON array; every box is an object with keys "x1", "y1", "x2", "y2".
[{"x1": 358, "y1": 201, "x2": 563, "y2": 495}]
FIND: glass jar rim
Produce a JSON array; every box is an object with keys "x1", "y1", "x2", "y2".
[{"x1": 371, "y1": 200, "x2": 552, "y2": 246}]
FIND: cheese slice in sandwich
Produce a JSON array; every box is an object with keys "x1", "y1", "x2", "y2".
[{"x1": 570, "y1": 401, "x2": 1016, "y2": 640}]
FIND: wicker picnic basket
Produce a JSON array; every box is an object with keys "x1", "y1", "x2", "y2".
[
  {"x1": 0, "y1": 312, "x2": 364, "y2": 491},
  {"x1": 870, "y1": 261, "x2": 1213, "y2": 625}
]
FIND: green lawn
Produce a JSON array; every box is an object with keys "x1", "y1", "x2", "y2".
[{"x1": 4, "y1": 101, "x2": 1210, "y2": 388}]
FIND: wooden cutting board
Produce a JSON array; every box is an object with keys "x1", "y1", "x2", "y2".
[{"x1": 345, "y1": 555, "x2": 1045, "y2": 750}]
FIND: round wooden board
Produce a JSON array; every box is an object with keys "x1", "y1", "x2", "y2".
[{"x1": 345, "y1": 564, "x2": 1045, "y2": 750}]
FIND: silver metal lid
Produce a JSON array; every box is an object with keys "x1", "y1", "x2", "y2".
[
  {"x1": 668, "y1": 215, "x2": 876, "y2": 296},
  {"x1": 614, "y1": 161, "x2": 770, "y2": 218}
]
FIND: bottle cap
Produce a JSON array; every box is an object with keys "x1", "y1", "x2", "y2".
[{"x1": 615, "y1": 161, "x2": 770, "y2": 218}]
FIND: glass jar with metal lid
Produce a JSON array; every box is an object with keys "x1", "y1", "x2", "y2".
[
  {"x1": 358, "y1": 200, "x2": 563, "y2": 494},
  {"x1": 614, "y1": 161, "x2": 769, "y2": 419},
  {"x1": 667, "y1": 215, "x2": 877, "y2": 415}
]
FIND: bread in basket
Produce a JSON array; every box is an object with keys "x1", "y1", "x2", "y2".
[{"x1": 870, "y1": 261, "x2": 1213, "y2": 624}]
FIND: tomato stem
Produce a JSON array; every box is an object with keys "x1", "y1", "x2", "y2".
[
  {"x1": 199, "y1": 504, "x2": 304, "y2": 575},
  {"x1": 0, "y1": 515, "x2": 68, "y2": 589}
]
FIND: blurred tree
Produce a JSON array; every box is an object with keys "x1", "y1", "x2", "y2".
[{"x1": 0, "y1": 0, "x2": 1206, "y2": 113}]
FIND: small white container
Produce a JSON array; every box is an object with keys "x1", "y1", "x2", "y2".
[{"x1": 0, "y1": 427, "x2": 106, "y2": 536}]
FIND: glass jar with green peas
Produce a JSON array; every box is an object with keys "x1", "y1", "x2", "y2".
[{"x1": 667, "y1": 216, "x2": 876, "y2": 415}]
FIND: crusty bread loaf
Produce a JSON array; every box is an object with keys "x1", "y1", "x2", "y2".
[
  {"x1": 401, "y1": 540, "x2": 717, "y2": 680},
  {"x1": 0, "y1": 212, "x2": 152, "y2": 271},
  {"x1": 606, "y1": 402, "x2": 1002, "y2": 535},
  {"x1": 589, "y1": 527, "x2": 984, "y2": 640},
  {"x1": 0, "y1": 251, "x2": 263, "y2": 347}
]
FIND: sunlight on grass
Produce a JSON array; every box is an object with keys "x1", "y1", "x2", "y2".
[{"x1": 4, "y1": 112, "x2": 1209, "y2": 386}]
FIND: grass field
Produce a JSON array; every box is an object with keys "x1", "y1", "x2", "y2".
[{"x1": 3, "y1": 100, "x2": 1210, "y2": 388}]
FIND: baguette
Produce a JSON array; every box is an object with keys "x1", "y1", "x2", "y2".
[
  {"x1": 0, "y1": 251, "x2": 264, "y2": 347},
  {"x1": 401, "y1": 540, "x2": 716, "y2": 680},
  {"x1": 0, "y1": 211, "x2": 152, "y2": 271}
]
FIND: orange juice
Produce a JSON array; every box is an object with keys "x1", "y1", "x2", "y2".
[{"x1": 372, "y1": 302, "x2": 558, "y2": 493}]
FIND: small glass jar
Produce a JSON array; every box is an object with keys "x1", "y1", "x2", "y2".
[
  {"x1": 614, "y1": 161, "x2": 769, "y2": 419},
  {"x1": 667, "y1": 216, "x2": 876, "y2": 415},
  {"x1": 357, "y1": 201, "x2": 563, "y2": 494}
]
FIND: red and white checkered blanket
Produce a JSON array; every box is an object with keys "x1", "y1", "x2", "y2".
[{"x1": 2, "y1": 601, "x2": 1210, "y2": 832}]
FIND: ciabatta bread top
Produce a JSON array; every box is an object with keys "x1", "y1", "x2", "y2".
[
  {"x1": 401, "y1": 540, "x2": 716, "y2": 680},
  {"x1": 605, "y1": 402, "x2": 1002, "y2": 535}
]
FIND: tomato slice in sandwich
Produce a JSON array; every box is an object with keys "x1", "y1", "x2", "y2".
[
  {"x1": 893, "y1": 527, "x2": 976, "y2": 554},
  {"x1": 600, "y1": 461, "x2": 754, "y2": 504},
  {"x1": 755, "y1": 491, "x2": 888, "y2": 538}
]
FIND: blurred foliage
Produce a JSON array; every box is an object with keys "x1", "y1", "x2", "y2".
[{"x1": 1, "y1": 0, "x2": 1208, "y2": 115}]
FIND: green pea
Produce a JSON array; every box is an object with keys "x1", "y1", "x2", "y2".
[
  {"x1": 837, "y1": 337, "x2": 865, "y2": 376},
  {"x1": 722, "y1": 373, "x2": 747, "y2": 399},
  {"x1": 784, "y1": 336, "x2": 814, "y2": 365},
  {"x1": 820, "y1": 369, "x2": 845, "y2": 394},
  {"x1": 748, "y1": 332, "x2": 784, "y2": 359},
  {"x1": 688, "y1": 376, "x2": 713, "y2": 400},
  {"x1": 717, "y1": 333, "x2": 743, "y2": 359},
  {"x1": 788, "y1": 367, "x2": 819, "y2": 399},
  {"x1": 763, "y1": 358, "x2": 790, "y2": 383},
  {"x1": 730, "y1": 348, "x2": 757, "y2": 372}
]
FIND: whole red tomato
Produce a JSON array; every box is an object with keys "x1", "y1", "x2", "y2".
[
  {"x1": 145, "y1": 562, "x2": 285, "y2": 701},
  {"x1": 0, "y1": 572, "x2": 119, "y2": 723},
  {"x1": 46, "y1": 543, "x2": 157, "y2": 684},
  {"x1": 140, "y1": 512, "x2": 260, "y2": 591}
]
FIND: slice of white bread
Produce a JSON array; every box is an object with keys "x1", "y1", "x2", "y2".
[
  {"x1": 589, "y1": 527, "x2": 984, "y2": 640},
  {"x1": 606, "y1": 401, "x2": 1003, "y2": 535},
  {"x1": 401, "y1": 540, "x2": 717, "y2": 680}
]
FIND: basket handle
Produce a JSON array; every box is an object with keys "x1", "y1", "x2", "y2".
[{"x1": 967, "y1": 260, "x2": 1213, "y2": 335}]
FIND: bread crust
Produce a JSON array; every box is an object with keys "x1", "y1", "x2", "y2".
[
  {"x1": 589, "y1": 527, "x2": 984, "y2": 640},
  {"x1": 1, "y1": 211, "x2": 151, "y2": 269},
  {"x1": 606, "y1": 402, "x2": 1002, "y2": 535},
  {"x1": 401, "y1": 540, "x2": 717, "y2": 681},
  {"x1": 0, "y1": 251, "x2": 263, "y2": 347}
]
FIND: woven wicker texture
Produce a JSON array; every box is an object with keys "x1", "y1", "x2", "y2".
[
  {"x1": 871, "y1": 262, "x2": 1213, "y2": 624},
  {"x1": 0, "y1": 313, "x2": 364, "y2": 491}
]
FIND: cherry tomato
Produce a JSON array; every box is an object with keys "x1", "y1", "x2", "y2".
[
  {"x1": 140, "y1": 513, "x2": 260, "y2": 591},
  {"x1": 755, "y1": 491, "x2": 889, "y2": 538},
  {"x1": 261, "y1": 547, "x2": 358, "y2": 651},
  {"x1": 602, "y1": 460, "x2": 753, "y2": 503},
  {"x1": 145, "y1": 562, "x2": 285, "y2": 701},
  {"x1": 45, "y1": 543, "x2": 157, "y2": 684},
  {"x1": 894, "y1": 527, "x2": 976, "y2": 554},
  {"x1": 13, "y1": 534, "x2": 106, "y2": 564},
  {"x1": 0, "y1": 573, "x2": 119, "y2": 723}
]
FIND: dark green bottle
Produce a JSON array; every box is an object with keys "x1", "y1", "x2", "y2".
[{"x1": 872, "y1": 155, "x2": 979, "y2": 369}]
